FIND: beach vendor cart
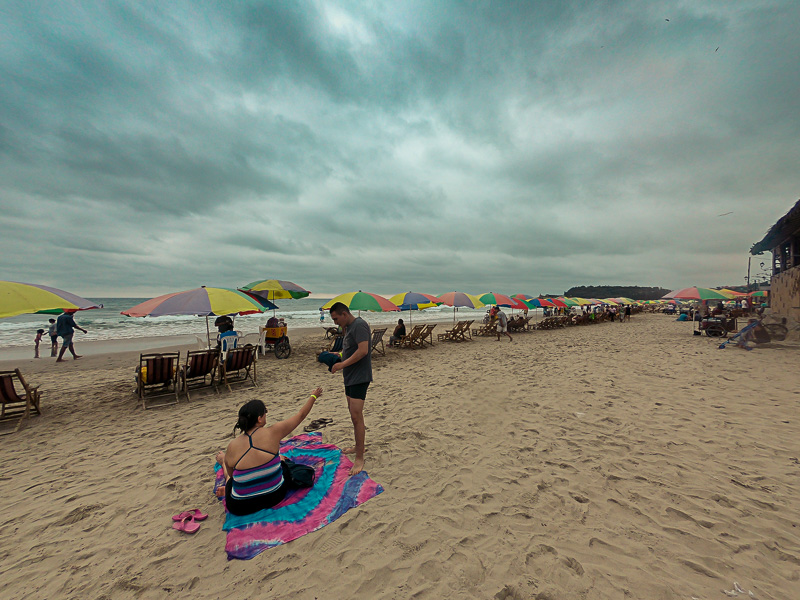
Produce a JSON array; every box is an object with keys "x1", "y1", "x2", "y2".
[
  {"x1": 258, "y1": 320, "x2": 291, "y2": 359},
  {"x1": 698, "y1": 315, "x2": 738, "y2": 337}
]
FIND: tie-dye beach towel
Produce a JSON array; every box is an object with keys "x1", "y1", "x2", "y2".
[{"x1": 214, "y1": 432, "x2": 383, "y2": 560}]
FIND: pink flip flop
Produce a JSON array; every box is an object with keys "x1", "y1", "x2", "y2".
[
  {"x1": 172, "y1": 515, "x2": 201, "y2": 534},
  {"x1": 172, "y1": 509, "x2": 208, "y2": 522}
]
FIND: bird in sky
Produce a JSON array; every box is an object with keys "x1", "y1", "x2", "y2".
[
  {"x1": 715, "y1": 46, "x2": 720, "y2": 52},
  {"x1": 718, "y1": 211, "x2": 733, "y2": 217}
]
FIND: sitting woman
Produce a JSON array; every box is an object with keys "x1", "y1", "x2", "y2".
[
  {"x1": 389, "y1": 318, "x2": 406, "y2": 346},
  {"x1": 215, "y1": 387, "x2": 322, "y2": 516}
]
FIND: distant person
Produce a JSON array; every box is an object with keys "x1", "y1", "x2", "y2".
[
  {"x1": 48, "y1": 318, "x2": 58, "y2": 357},
  {"x1": 389, "y1": 318, "x2": 406, "y2": 346},
  {"x1": 494, "y1": 307, "x2": 513, "y2": 342},
  {"x1": 624, "y1": 304, "x2": 632, "y2": 322},
  {"x1": 34, "y1": 329, "x2": 44, "y2": 358},
  {"x1": 329, "y1": 302, "x2": 371, "y2": 476},
  {"x1": 319, "y1": 308, "x2": 325, "y2": 323},
  {"x1": 56, "y1": 310, "x2": 86, "y2": 362},
  {"x1": 215, "y1": 317, "x2": 238, "y2": 353}
]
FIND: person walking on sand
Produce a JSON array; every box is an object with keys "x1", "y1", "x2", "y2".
[
  {"x1": 48, "y1": 318, "x2": 58, "y2": 357},
  {"x1": 56, "y1": 309, "x2": 87, "y2": 362},
  {"x1": 494, "y1": 307, "x2": 513, "y2": 342},
  {"x1": 328, "y1": 302, "x2": 371, "y2": 476}
]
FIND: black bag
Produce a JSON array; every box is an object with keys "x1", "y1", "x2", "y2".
[{"x1": 283, "y1": 459, "x2": 315, "y2": 488}]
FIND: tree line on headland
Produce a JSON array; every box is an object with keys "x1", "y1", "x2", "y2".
[{"x1": 561, "y1": 286, "x2": 672, "y2": 300}]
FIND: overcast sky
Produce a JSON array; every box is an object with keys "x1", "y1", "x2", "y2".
[{"x1": 1, "y1": 0, "x2": 798, "y2": 298}]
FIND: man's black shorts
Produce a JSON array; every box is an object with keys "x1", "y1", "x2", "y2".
[{"x1": 344, "y1": 382, "x2": 370, "y2": 400}]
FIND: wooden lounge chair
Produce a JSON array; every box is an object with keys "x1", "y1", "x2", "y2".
[
  {"x1": 180, "y1": 348, "x2": 220, "y2": 400},
  {"x1": 220, "y1": 344, "x2": 258, "y2": 392},
  {"x1": 370, "y1": 328, "x2": 387, "y2": 357},
  {"x1": 0, "y1": 369, "x2": 41, "y2": 434},
  {"x1": 472, "y1": 323, "x2": 497, "y2": 337},
  {"x1": 137, "y1": 352, "x2": 180, "y2": 409},
  {"x1": 420, "y1": 324, "x2": 436, "y2": 346},
  {"x1": 400, "y1": 325, "x2": 425, "y2": 349},
  {"x1": 438, "y1": 320, "x2": 465, "y2": 342}
]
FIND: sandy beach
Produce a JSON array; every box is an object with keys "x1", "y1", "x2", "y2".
[{"x1": 1, "y1": 313, "x2": 798, "y2": 599}]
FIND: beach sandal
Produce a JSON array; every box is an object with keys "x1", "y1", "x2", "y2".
[
  {"x1": 172, "y1": 509, "x2": 208, "y2": 522},
  {"x1": 172, "y1": 515, "x2": 201, "y2": 534},
  {"x1": 304, "y1": 418, "x2": 334, "y2": 432}
]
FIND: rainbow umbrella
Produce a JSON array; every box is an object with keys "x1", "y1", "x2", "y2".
[
  {"x1": 122, "y1": 287, "x2": 273, "y2": 317},
  {"x1": 547, "y1": 297, "x2": 569, "y2": 309},
  {"x1": 321, "y1": 291, "x2": 399, "y2": 312},
  {"x1": 719, "y1": 288, "x2": 747, "y2": 298},
  {"x1": 512, "y1": 294, "x2": 554, "y2": 309},
  {"x1": 662, "y1": 287, "x2": 729, "y2": 301},
  {"x1": 438, "y1": 291, "x2": 485, "y2": 322},
  {"x1": 0, "y1": 280, "x2": 103, "y2": 319},
  {"x1": 556, "y1": 297, "x2": 579, "y2": 307},
  {"x1": 239, "y1": 279, "x2": 310, "y2": 302},
  {"x1": 122, "y1": 286, "x2": 275, "y2": 347},
  {"x1": 389, "y1": 292, "x2": 442, "y2": 325},
  {"x1": 748, "y1": 290, "x2": 768, "y2": 297},
  {"x1": 479, "y1": 292, "x2": 526, "y2": 310}
]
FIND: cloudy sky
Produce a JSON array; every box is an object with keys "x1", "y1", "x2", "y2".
[{"x1": 1, "y1": 0, "x2": 798, "y2": 297}]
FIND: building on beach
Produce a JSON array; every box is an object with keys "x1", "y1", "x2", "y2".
[{"x1": 751, "y1": 198, "x2": 800, "y2": 321}]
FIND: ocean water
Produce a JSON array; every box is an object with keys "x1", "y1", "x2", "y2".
[{"x1": 0, "y1": 297, "x2": 519, "y2": 349}]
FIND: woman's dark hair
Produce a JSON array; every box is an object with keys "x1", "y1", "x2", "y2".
[
  {"x1": 234, "y1": 399, "x2": 266, "y2": 436},
  {"x1": 398, "y1": 318, "x2": 404, "y2": 324}
]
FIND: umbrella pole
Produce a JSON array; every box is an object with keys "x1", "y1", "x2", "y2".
[{"x1": 206, "y1": 316, "x2": 211, "y2": 348}]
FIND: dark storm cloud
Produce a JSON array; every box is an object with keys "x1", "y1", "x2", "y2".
[{"x1": 1, "y1": 0, "x2": 799, "y2": 296}]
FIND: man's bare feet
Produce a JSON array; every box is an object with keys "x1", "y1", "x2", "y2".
[
  {"x1": 349, "y1": 457, "x2": 364, "y2": 476},
  {"x1": 55, "y1": 358, "x2": 65, "y2": 362},
  {"x1": 73, "y1": 355, "x2": 82, "y2": 359},
  {"x1": 342, "y1": 446, "x2": 356, "y2": 454}
]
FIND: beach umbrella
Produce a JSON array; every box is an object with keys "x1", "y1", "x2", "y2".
[
  {"x1": 239, "y1": 279, "x2": 310, "y2": 301},
  {"x1": 438, "y1": 291, "x2": 485, "y2": 322},
  {"x1": 122, "y1": 287, "x2": 275, "y2": 347},
  {"x1": 517, "y1": 296, "x2": 557, "y2": 309},
  {"x1": 239, "y1": 279, "x2": 309, "y2": 317},
  {"x1": 479, "y1": 292, "x2": 526, "y2": 310},
  {"x1": 719, "y1": 288, "x2": 747, "y2": 298},
  {"x1": 662, "y1": 287, "x2": 729, "y2": 301},
  {"x1": 389, "y1": 292, "x2": 442, "y2": 325},
  {"x1": 748, "y1": 290, "x2": 768, "y2": 297},
  {"x1": 556, "y1": 297, "x2": 579, "y2": 307},
  {"x1": 321, "y1": 291, "x2": 399, "y2": 313},
  {"x1": 0, "y1": 280, "x2": 103, "y2": 319},
  {"x1": 547, "y1": 297, "x2": 569, "y2": 309}
]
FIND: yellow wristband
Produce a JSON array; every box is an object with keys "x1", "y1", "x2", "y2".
[{"x1": 310, "y1": 394, "x2": 317, "y2": 400}]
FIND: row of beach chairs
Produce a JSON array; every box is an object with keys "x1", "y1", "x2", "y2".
[
  {"x1": 437, "y1": 320, "x2": 475, "y2": 342},
  {"x1": 0, "y1": 369, "x2": 41, "y2": 435},
  {"x1": 137, "y1": 345, "x2": 258, "y2": 409}
]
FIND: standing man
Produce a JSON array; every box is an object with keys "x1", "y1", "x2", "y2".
[
  {"x1": 494, "y1": 306, "x2": 513, "y2": 342},
  {"x1": 56, "y1": 309, "x2": 87, "y2": 362},
  {"x1": 329, "y1": 302, "x2": 371, "y2": 476},
  {"x1": 624, "y1": 304, "x2": 632, "y2": 322}
]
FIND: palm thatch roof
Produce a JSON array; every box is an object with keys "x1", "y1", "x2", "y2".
[{"x1": 751, "y1": 198, "x2": 800, "y2": 254}]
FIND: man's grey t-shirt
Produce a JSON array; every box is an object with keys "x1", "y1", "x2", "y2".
[
  {"x1": 497, "y1": 311, "x2": 508, "y2": 327},
  {"x1": 342, "y1": 316, "x2": 372, "y2": 386}
]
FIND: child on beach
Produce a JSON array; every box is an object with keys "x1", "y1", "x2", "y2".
[{"x1": 34, "y1": 329, "x2": 44, "y2": 358}]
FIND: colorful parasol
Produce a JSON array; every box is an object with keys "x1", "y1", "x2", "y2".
[
  {"x1": 121, "y1": 287, "x2": 274, "y2": 318},
  {"x1": 662, "y1": 287, "x2": 729, "y2": 301},
  {"x1": 389, "y1": 292, "x2": 442, "y2": 311},
  {"x1": 321, "y1": 291, "x2": 399, "y2": 312},
  {"x1": 239, "y1": 279, "x2": 310, "y2": 302},
  {"x1": 479, "y1": 292, "x2": 526, "y2": 310},
  {"x1": 438, "y1": 291, "x2": 485, "y2": 322},
  {"x1": 748, "y1": 290, "x2": 768, "y2": 297},
  {"x1": 0, "y1": 280, "x2": 103, "y2": 319},
  {"x1": 512, "y1": 294, "x2": 554, "y2": 309}
]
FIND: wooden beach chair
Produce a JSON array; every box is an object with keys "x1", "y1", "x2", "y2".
[
  {"x1": 421, "y1": 324, "x2": 437, "y2": 346},
  {"x1": 180, "y1": 348, "x2": 219, "y2": 400},
  {"x1": 220, "y1": 344, "x2": 258, "y2": 392},
  {"x1": 370, "y1": 328, "x2": 387, "y2": 357},
  {"x1": 137, "y1": 352, "x2": 180, "y2": 409},
  {"x1": 400, "y1": 325, "x2": 425, "y2": 349},
  {"x1": 461, "y1": 320, "x2": 474, "y2": 340},
  {"x1": 438, "y1": 321, "x2": 464, "y2": 342},
  {"x1": 0, "y1": 369, "x2": 41, "y2": 434}
]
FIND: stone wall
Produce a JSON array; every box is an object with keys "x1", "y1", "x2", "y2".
[{"x1": 769, "y1": 265, "x2": 800, "y2": 323}]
